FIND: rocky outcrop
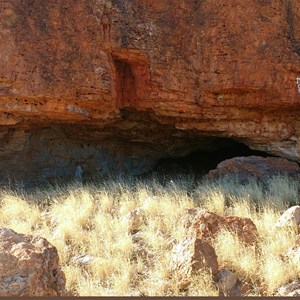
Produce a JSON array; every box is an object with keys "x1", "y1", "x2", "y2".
[
  {"x1": 0, "y1": 0, "x2": 300, "y2": 182},
  {"x1": 206, "y1": 156, "x2": 300, "y2": 183},
  {"x1": 0, "y1": 227, "x2": 66, "y2": 296}
]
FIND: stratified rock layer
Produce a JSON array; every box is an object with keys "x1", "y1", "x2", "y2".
[
  {"x1": 0, "y1": 0, "x2": 300, "y2": 181},
  {"x1": 0, "y1": 227, "x2": 66, "y2": 296}
]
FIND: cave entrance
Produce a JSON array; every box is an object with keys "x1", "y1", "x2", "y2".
[{"x1": 153, "y1": 138, "x2": 269, "y2": 176}]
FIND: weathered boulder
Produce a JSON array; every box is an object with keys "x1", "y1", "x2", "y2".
[
  {"x1": 0, "y1": 227, "x2": 66, "y2": 296},
  {"x1": 170, "y1": 236, "x2": 219, "y2": 290},
  {"x1": 206, "y1": 156, "x2": 300, "y2": 183},
  {"x1": 275, "y1": 206, "x2": 300, "y2": 230},
  {"x1": 182, "y1": 208, "x2": 258, "y2": 244},
  {"x1": 0, "y1": 0, "x2": 299, "y2": 182}
]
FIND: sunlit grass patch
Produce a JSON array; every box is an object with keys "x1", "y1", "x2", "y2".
[
  {"x1": 0, "y1": 191, "x2": 40, "y2": 234},
  {"x1": 0, "y1": 174, "x2": 298, "y2": 296}
]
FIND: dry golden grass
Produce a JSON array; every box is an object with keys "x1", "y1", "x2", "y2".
[{"x1": 0, "y1": 174, "x2": 299, "y2": 296}]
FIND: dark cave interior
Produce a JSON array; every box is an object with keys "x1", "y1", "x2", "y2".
[{"x1": 152, "y1": 139, "x2": 270, "y2": 176}]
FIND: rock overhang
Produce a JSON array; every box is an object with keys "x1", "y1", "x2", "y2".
[{"x1": 0, "y1": 0, "x2": 299, "y2": 182}]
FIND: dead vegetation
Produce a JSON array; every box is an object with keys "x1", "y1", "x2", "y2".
[{"x1": 0, "y1": 174, "x2": 299, "y2": 296}]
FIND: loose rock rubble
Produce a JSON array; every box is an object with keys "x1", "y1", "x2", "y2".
[{"x1": 0, "y1": 227, "x2": 66, "y2": 296}]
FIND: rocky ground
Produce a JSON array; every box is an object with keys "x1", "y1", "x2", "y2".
[{"x1": 0, "y1": 156, "x2": 299, "y2": 296}]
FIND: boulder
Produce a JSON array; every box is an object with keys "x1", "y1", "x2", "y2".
[
  {"x1": 275, "y1": 206, "x2": 300, "y2": 230},
  {"x1": 183, "y1": 209, "x2": 258, "y2": 244},
  {"x1": 206, "y1": 156, "x2": 300, "y2": 184},
  {"x1": 0, "y1": 227, "x2": 66, "y2": 296},
  {"x1": 170, "y1": 236, "x2": 219, "y2": 290}
]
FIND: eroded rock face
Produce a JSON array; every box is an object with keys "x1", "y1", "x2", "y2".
[
  {"x1": 0, "y1": 227, "x2": 66, "y2": 296},
  {"x1": 0, "y1": 0, "x2": 300, "y2": 182}
]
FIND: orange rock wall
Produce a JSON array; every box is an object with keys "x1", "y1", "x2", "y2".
[{"x1": 0, "y1": 0, "x2": 299, "y2": 181}]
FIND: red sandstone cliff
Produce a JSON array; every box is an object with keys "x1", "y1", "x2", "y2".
[{"x1": 0, "y1": 0, "x2": 299, "y2": 181}]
